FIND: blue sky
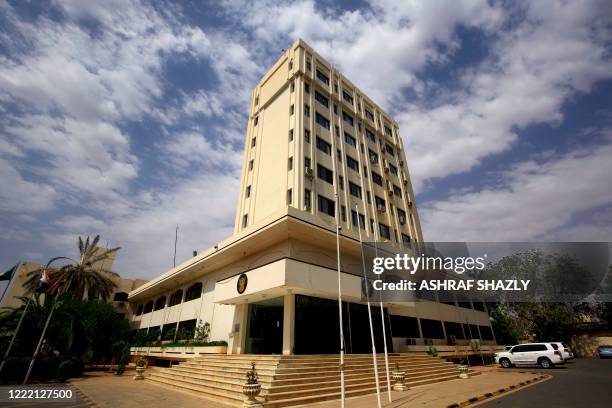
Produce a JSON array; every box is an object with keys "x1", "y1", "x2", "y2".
[{"x1": 0, "y1": 0, "x2": 611, "y2": 280}]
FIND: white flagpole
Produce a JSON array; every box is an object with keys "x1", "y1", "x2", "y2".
[
  {"x1": 335, "y1": 193, "x2": 346, "y2": 408},
  {"x1": 373, "y1": 230, "x2": 392, "y2": 401},
  {"x1": 355, "y1": 205, "x2": 382, "y2": 408}
]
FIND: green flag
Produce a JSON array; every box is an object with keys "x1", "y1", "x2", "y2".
[{"x1": 0, "y1": 264, "x2": 18, "y2": 281}]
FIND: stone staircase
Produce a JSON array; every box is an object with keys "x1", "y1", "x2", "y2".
[{"x1": 146, "y1": 353, "x2": 479, "y2": 407}]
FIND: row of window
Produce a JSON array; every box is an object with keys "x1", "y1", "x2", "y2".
[
  {"x1": 135, "y1": 282, "x2": 203, "y2": 316},
  {"x1": 305, "y1": 189, "x2": 411, "y2": 243},
  {"x1": 390, "y1": 315, "x2": 495, "y2": 341}
]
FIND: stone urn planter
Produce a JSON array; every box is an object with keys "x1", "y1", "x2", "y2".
[
  {"x1": 133, "y1": 358, "x2": 147, "y2": 380},
  {"x1": 242, "y1": 362, "x2": 263, "y2": 407},
  {"x1": 458, "y1": 364, "x2": 470, "y2": 379},
  {"x1": 392, "y1": 363, "x2": 407, "y2": 391}
]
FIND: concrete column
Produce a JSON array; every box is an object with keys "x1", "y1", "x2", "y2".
[
  {"x1": 229, "y1": 303, "x2": 248, "y2": 355},
  {"x1": 282, "y1": 293, "x2": 295, "y2": 355}
]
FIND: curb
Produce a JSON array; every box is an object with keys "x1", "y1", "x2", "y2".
[
  {"x1": 69, "y1": 381, "x2": 98, "y2": 408},
  {"x1": 446, "y1": 373, "x2": 551, "y2": 407}
]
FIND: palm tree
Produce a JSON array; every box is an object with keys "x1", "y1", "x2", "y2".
[{"x1": 24, "y1": 235, "x2": 121, "y2": 301}]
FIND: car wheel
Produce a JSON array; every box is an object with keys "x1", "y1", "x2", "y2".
[
  {"x1": 539, "y1": 357, "x2": 553, "y2": 368},
  {"x1": 500, "y1": 358, "x2": 511, "y2": 368}
]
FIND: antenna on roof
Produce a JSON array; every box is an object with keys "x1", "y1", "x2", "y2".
[{"x1": 173, "y1": 225, "x2": 179, "y2": 267}]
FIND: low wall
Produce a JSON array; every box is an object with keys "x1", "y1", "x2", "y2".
[
  {"x1": 131, "y1": 345, "x2": 228, "y2": 360},
  {"x1": 570, "y1": 335, "x2": 612, "y2": 357}
]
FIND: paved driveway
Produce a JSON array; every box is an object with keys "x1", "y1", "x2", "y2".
[{"x1": 479, "y1": 358, "x2": 612, "y2": 408}]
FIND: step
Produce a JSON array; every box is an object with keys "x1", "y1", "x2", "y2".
[{"x1": 146, "y1": 376, "x2": 244, "y2": 406}]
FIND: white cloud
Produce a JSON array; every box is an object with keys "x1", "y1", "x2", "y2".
[
  {"x1": 400, "y1": 0, "x2": 612, "y2": 191},
  {"x1": 0, "y1": 158, "x2": 56, "y2": 212},
  {"x1": 420, "y1": 135, "x2": 612, "y2": 241}
]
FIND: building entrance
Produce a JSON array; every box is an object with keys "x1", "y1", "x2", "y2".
[
  {"x1": 294, "y1": 294, "x2": 392, "y2": 354},
  {"x1": 245, "y1": 297, "x2": 284, "y2": 354}
]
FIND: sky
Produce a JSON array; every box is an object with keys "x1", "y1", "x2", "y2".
[{"x1": 0, "y1": 0, "x2": 611, "y2": 281}]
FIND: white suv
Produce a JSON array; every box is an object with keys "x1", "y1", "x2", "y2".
[
  {"x1": 495, "y1": 343, "x2": 565, "y2": 368},
  {"x1": 551, "y1": 342, "x2": 574, "y2": 360}
]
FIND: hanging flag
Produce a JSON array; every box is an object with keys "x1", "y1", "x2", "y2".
[
  {"x1": 47, "y1": 270, "x2": 65, "y2": 295},
  {"x1": 36, "y1": 269, "x2": 52, "y2": 293},
  {"x1": 0, "y1": 264, "x2": 18, "y2": 281}
]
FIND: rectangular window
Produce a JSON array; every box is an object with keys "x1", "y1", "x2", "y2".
[
  {"x1": 342, "y1": 111, "x2": 354, "y2": 127},
  {"x1": 339, "y1": 176, "x2": 344, "y2": 190},
  {"x1": 375, "y1": 195, "x2": 386, "y2": 207},
  {"x1": 315, "y1": 91, "x2": 329, "y2": 108},
  {"x1": 304, "y1": 82, "x2": 310, "y2": 93},
  {"x1": 287, "y1": 189, "x2": 293, "y2": 205},
  {"x1": 363, "y1": 165, "x2": 368, "y2": 177},
  {"x1": 346, "y1": 155, "x2": 359, "y2": 172},
  {"x1": 242, "y1": 214, "x2": 248, "y2": 228},
  {"x1": 304, "y1": 189, "x2": 312, "y2": 211},
  {"x1": 384, "y1": 125, "x2": 393, "y2": 137},
  {"x1": 318, "y1": 195, "x2": 335, "y2": 217},
  {"x1": 386, "y1": 144, "x2": 395, "y2": 156},
  {"x1": 290, "y1": 81, "x2": 295, "y2": 92},
  {"x1": 389, "y1": 163, "x2": 398, "y2": 175},
  {"x1": 290, "y1": 104, "x2": 294, "y2": 115},
  {"x1": 370, "y1": 218, "x2": 375, "y2": 233},
  {"x1": 254, "y1": 116, "x2": 259, "y2": 126},
  {"x1": 305, "y1": 157, "x2": 311, "y2": 169},
  {"x1": 397, "y1": 208, "x2": 407, "y2": 224},
  {"x1": 335, "y1": 125, "x2": 339, "y2": 137},
  {"x1": 316, "y1": 137, "x2": 331, "y2": 155},
  {"x1": 306, "y1": 61, "x2": 311, "y2": 71},
  {"x1": 333, "y1": 104, "x2": 338, "y2": 115},
  {"x1": 316, "y1": 69, "x2": 329, "y2": 85},
  {"x1": 366, "y1": 191, "x2": 372, "y2": 204},
  {"x1": 289, "y1": 129, "x2": 294, "y2": 141},
  {"x1": 379, "y1": 223, "x2": 391, "y2": 240},
  {"x1": 317, "y1": 164, "x2": 334, "y2": 184},
  {"x1": 352, "y1": 210, "x2": 366, "y2": 229},
  {"x1": 251, "y1": 137, "x2": 256, "y2": 147},
  {"x1": 304, "y1": 104, "x2": 310, "y2": 117},
  {"x1": 341, "y1": 205, "x2": 347, "y2": 222},
  {"x1": 344, "y1": 132, "x2": 356, "y2": 148},
  {"x1": 349, "y1": 181, "x2": 362, "y2": 199},
  {"x1": 288, "y1": 157, "x2": 293, "y2": 170},
  {"x1": 337, "y1": 149, "x2": 342, "y2": 162},
  {"x1": 401, "y1": 233, "x2": 411, "y2": 245},
  {"x1": 365, "y1": 109, "x2": 374, "y2": 122},
  {"x1": 360, "y1": 143, "x2": 365, "y2": 154},
  {"x1": 246, "y1": 185, "x2": 251, "y2": 198},
  {"x1": 315, "y1": 112, "x2": 330, "y2": 130},
  {"x1": 393, "y1": 184, "x2": 402, "y2": 197},
  {"x1": 304, "y1": 128, "x2": 311, "y2": 143},
  {"x1": 372, "y1": 171, "x2": 383, "y2": 186},
  {"x1": 249, "y1": 160, "x2": 254, "y2": 171},
  {"x1": 368, "y1": 149, "x2": 378, "y2": 163},
  {"x1": 366, "y1": 128, "x2": 376, "y2": 143},
  {"x1": 342, "y1": 90, "x2": 354, "y2": 105}
]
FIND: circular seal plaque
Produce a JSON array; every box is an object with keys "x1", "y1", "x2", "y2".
[{"x1": 237, "y1": 273, "x2": 248, "y2": 294}]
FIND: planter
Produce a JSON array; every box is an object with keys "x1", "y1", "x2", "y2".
[
  {"x1": 242, "y1": 383, "x2": 262, "y2": 407},
  {"x1": 133, "y1": 366, "x2": 145, "y2": 380},
  {"x1": 458, "y1": 365, "x2": 470, "y2": 379},
  {"x1": 392, "y1": 371, "x2": 407, "y2": 391}
]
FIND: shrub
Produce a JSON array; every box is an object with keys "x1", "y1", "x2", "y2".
[
  {"x1": 115, "y1": 343, "x2": 131, "y2": 375},
  {"x1": 57, "y1": 359, "x2": 74, "y2": 383}
]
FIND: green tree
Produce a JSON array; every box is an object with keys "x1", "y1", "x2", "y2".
[{"x1": 24, "y1": 235, "x2": 120, "y2": 301}]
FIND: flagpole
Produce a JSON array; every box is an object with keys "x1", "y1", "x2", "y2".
[
  {"x1": 23, "y1": 296, "x2": 58, "y2": 384},
  {"x1": 0, "y1": 262, "x2": 20, "y2": 303},
  {"x1": 335, "y1": 193, "x2": 346, "y2": 408},
  {"x1": 0, "y1": 264, "x2": 28, "y2": 376},
  {"x1": 355, "y1": 204, "x2": 382, "y2": 408},
  {"x1": 372, "y1": 226, "x2": 392, "y2": 402},
  {"x1": 22, "y1": 257, "x2": 75, "y2": 384}
]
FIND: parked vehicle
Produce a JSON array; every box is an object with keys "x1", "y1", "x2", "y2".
[
  {"x1": 505, "y1": 345, "x2": 514, "y2": 351},
  {"x1": 494, "y1": 343, "x2": 565, "y2": 368},
  {"x1": 551, "y1": 342, "x2": 574, "y2": 360},
  {"x1": 597, "y1": 345, "x2": 612, "y2": 359}
]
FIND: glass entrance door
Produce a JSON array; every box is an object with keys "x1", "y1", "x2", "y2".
[{"x1": 245, "y1": 297, "x2": 284, "y2": 354}]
